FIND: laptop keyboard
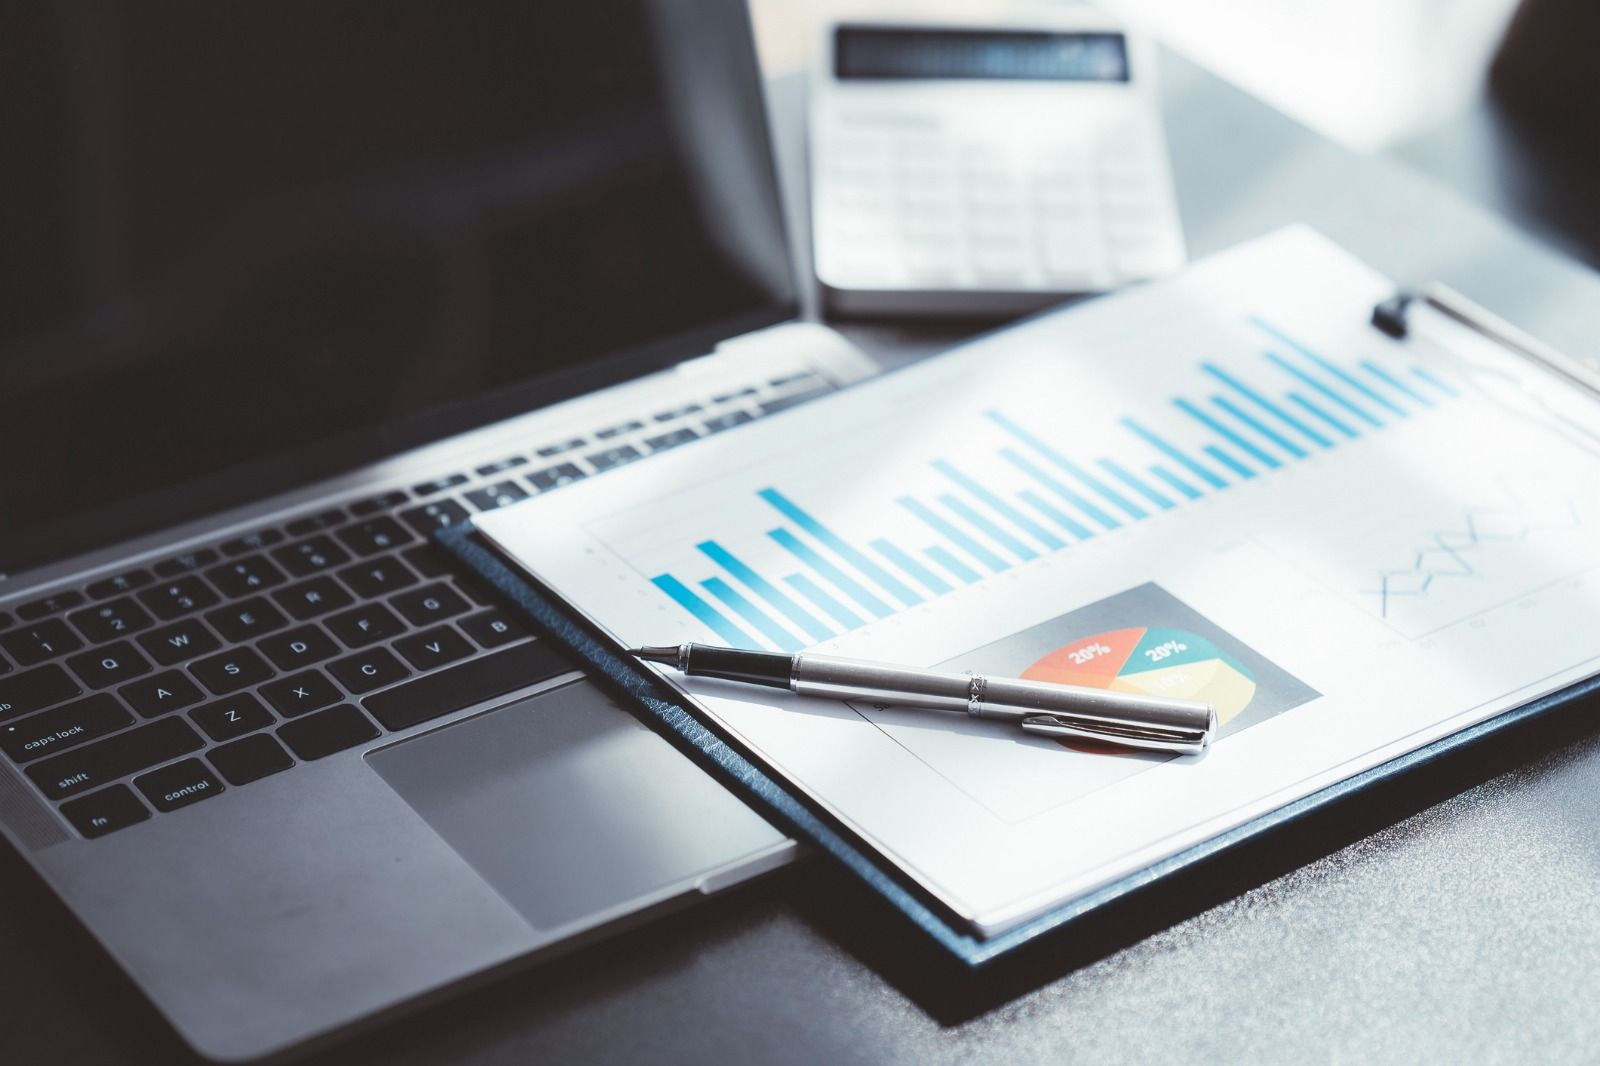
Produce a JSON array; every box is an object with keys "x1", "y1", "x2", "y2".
[{"x1": 0, "y1": 369, "x2": 840, "y2": 840}]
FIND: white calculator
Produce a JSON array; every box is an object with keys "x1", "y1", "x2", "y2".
[{"x1": 810, "y1": 8, "x2": 1186, "y2": 316}]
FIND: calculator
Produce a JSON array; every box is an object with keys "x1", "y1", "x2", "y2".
[{"x1": 810, "y1": 8, "x2": 1186, "y2": 317}]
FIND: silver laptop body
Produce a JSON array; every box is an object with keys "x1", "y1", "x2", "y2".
[{"x1": 0, "y1": 2, "x2": 872, "y2": 1059}]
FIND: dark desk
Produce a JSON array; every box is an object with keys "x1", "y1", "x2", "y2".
[{"x1": 8, "y1": 50, "x2": 1600, "y2": 1066}]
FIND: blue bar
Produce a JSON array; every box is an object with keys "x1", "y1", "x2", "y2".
[
  {"x1": 651, "y1": 574, "x2": 757, "y2": 648},
  {"x1": 1202, "y1": 362, "x2": 1331, "y2": 449},
  {"x1": 987, "y1": 411, "x2": 1146, "y2": 520},
  {"x1": 940, "y1": 493, "x2": 1038, "y2": 561},
  {"x1": 1000, "y1": 447, "x2": 1121, "y2": 530},
  {"x1": 1265, "y1": 351, "x2": 1381, "y2": 428},
  {"x1": 1205, "y1": 444, "x2": 1256, "y2": 479},
  {"x1": 871, "y1": 538, "x2": 952, "y2": 595},
  {"x1": 1175, "y1": 398, "x2": 1282, "y2": 468},
  {"x1": 767, "y1": 527, "x2": 892, "y2": 619},
  {"x1": 899, "y1": 496, "x2": 1009, "y2": 573},
  {"x1": 1212, "y1": 395, "x2": 1307, "y2": 459},
  {"x1": 701, "y1": 577, "x2": 801, "y2": 652},
  {"x1": 1412, "y1": 366, "x2": 1460, "y2": 397},
  {"x1": 1019, "y1": 490, "x2": 1094, "y2": 538},
  {"x1": 1121, "y1": 418, "x2": 1227, "y2": 489},
  {"x1": 784, "y1": 573, "x2": 863, "y2": 631},
  {"x1": 1288, "y1": 391, "x2": 1357, "y2": 439},
  {"x1": 1149, "y1": 464, "x2": 1201, "y2": 500},
  {"x1": 1362, "y1": 360, "x2": 1434, "y2": 407},
  {"x1": 932, "y1": 459, "x2": 1064, "y2": 550},
  {"x1": 1251, "y1": 317, "x2": 1408, "y2": 417},
  {"x1": 697, "y1": 540, "x2": 831, "y2": 642},
  {"x1": 758, "y1": 488, "x2": 921, "y2": 607},
  {"x1": 1097, "y1": 458, "x2": 1174, "y2": 510},
  {"x1": 925, "y1": 545, "x2": 980, "y2": 584}
]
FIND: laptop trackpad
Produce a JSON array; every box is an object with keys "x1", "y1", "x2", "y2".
[{"x1": 364, "y1": 679, "x2": 782, "y2": 931}]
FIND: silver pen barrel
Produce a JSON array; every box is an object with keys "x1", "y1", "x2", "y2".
[{"x1": 790, "y1": 653, "x2": 1215, "y2": 755}]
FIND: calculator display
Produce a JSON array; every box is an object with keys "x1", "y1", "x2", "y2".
[{"x1": 835, "y1": 27, "x2": 1128, "y2": 82}]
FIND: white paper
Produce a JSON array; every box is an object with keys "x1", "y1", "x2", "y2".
[{"x1": 476, "y1": 227, "x2": 1600, "y2": 937}]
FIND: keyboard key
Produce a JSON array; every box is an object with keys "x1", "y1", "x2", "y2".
[
  {"x1": 527, "y1": 463, "x2": 586, "y2": 492},
  {"x1": 205, "y1": 556, "x2": 287, "y2": 598},
  {"x1": 335, "y1": 516, "x2": 413, "y2": 557},
  {"x1": 1, "y1": 620, "x2": 83, "y2": 666},
  {"x1": 328, "y1": 649, "x2": 409, "y2": 694},
  {"x1": 67, "y1": 642, "x2": 152, "y2": 689},
  {"x1": 273, "y1": 577, "x2": 353, "y2": 620},
  {"x1": 654, "y1": 402, "x2": 703, "y2": 422},
  {"x1": 535, "y1": 437, "x2": 584, "y2": 457},
  {"x1": 364, "y1": 642, "x2": 571, "y2": 732},
  {"x1": 285, "y1": 508, "x2": 346, "y2": 536},
  {"x1": 585, "y1": 444, "x2": 641, "y2": 472},
  {"x1": 121, "y1": 670, "x2": 205, "y2": 718},
  {"x1": 139, "y1": 618, "x2": 223, "y2": 666},
  {"x1": 61, "y1": 785, "x2": 149, "y2": 839},
  {"x1": 17, "y1": 591, "x2": 86, "y2": 620},
  {"x1": 191, "y1": 693, "x2": 275, "y2": 742},
  {"x1": 153, "y1": 549, "x2": 219, "y2": 577},
  {"x1": 769, "y1": 370, "x2": 821, "y2": 389},
  {"x1": 28, "y1": 717, "x2": 204, "y2": 800},
  {"x1": 209, "y1": 734, "x2": 294, "y2": 786},
  {"x1": 348, "y1": 490, "x2": 409, "y2": 517},
  {"x1": 204, "y1": 598, "x2": 288, "y2": 644},
  {"x1": 464, "y1": 481, "x2": 529, "y2": 512},
  {"x1": 260, "y1": 670, "x2": 342, "y2": 717},
  {"x1": 86, "y1": 570, "x2": 153, "y2": 600},
  {"x1": 712, "y1": 386, "x2": 758, "y2": 403},
  {"x1": 392, "y1": 583, "x2": 469, "y2": 626},
  {"x1": 703, "y1": 410, "x2": 754, "y2": 433},
  {"x1": 399, "y1": 499, "x2": 470, "y2": 538},
  {"x1": 594, "y1": 419, "x2": 644, "y2": 440},
  {"x1": 259, "y1": 625, "x2": 340, "y2": 670},
  {"x1": 0, "y1": 693, "x2": 134, "y2": 763},
  {"x1": 271, "y1": 536, "x2": 351, "y2": 577},
  {"x1": 135, "y1": 759, "x2": 224, "y2": 812},
  {"x1": 0, "y1": 665, "x2": 82, "y2": 721},
  {"x1": 325, "y1": 604, "x2": 406, "y2": 648},
  {"x1": 393, "y1": 626, "x2": 473, "y2": 671},
  {"x1": 412, "y1": 473, "x2": 468, "y2": 497},
  {"x1": 337, "y1": 557, "x2": 418, "y2": 599},
  {"x1": 278, "y1": 705, "x2": 379, "y2": 760},
  {"x1": 68, "y1": 598, "x2": 155, "y2": 643},
  {"x1": 401, "y1": 545, "x2": 449, "y2": 578},
  {"x1": 0, "y1": 653, "x2": 9, "y2": 676},
  {"x1": 0, "y1": 611, "x2": 11, "y2": 631},
  {"x1": 221, "y1": 529, "x2": 284, "y2": 556},
  {"x1": 645, "y1": 427, "x2": 700, "y2": 452},
  {"x1": 459, "y1": 610, "x2": 528, "y2": 649},
  {"x1": 139, "y1": 576, "x2": 220, "y2": 620},
  {"x1": 475, "y1": 456, "x2": 526, "y2": 477},
  {"x1": 190, "y1": 647, "x2": 274, "y2": 695},
  {"x1": 759, "y1": 385, "x2": 833, "y2": 415}
]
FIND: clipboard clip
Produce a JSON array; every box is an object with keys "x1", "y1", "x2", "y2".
[{"x1": 1371, "y1": 283, "x2": 1600, "y2": 401}]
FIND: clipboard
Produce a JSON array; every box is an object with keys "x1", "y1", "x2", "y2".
[{"x1": 438, "y1": 280, "x2": 1600, "y2": 968}]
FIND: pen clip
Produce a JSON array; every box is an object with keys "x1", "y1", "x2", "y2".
[{"x1": 1018, "y1": 713, "x2": 1210, "y2": 756}]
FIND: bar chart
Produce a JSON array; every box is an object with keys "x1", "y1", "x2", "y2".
[{"x1": 647, "y1": 316, "x2": 1463, "y2": 651}]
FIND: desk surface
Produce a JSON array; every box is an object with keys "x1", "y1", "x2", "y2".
[{"x1": 7, "y1": 48, "x2": 1600, "y2": 1066}]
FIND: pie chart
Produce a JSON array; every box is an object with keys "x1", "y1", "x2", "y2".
[{"x1": 1020, "y1": 626, "x2": 1257, "y2": 727}]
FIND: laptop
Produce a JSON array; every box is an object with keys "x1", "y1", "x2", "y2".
[{"x1": 0, "y1": 2, "x2": 877, "y2": 1060}]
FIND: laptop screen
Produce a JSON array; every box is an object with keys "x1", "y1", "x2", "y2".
[{"x1": 0, "y1": 0, "x2": 796, "y2": 573}]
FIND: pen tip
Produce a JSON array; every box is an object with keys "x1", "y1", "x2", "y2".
[{"x1": 632, "y1": 645, "x2": 680, "y2": 666}]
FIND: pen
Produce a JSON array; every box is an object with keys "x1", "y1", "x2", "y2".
[{"x1": 632, "y1": 643, "x2": 1216, "y2": 755}]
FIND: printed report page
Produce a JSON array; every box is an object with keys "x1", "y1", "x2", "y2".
[{"x1": 476, "y1": 227, "x2": 1600, "y2": 937}]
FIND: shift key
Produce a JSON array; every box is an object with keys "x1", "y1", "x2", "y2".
[{"x1": 28, "y1": 717, "x2": 203, "y2": 800}]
